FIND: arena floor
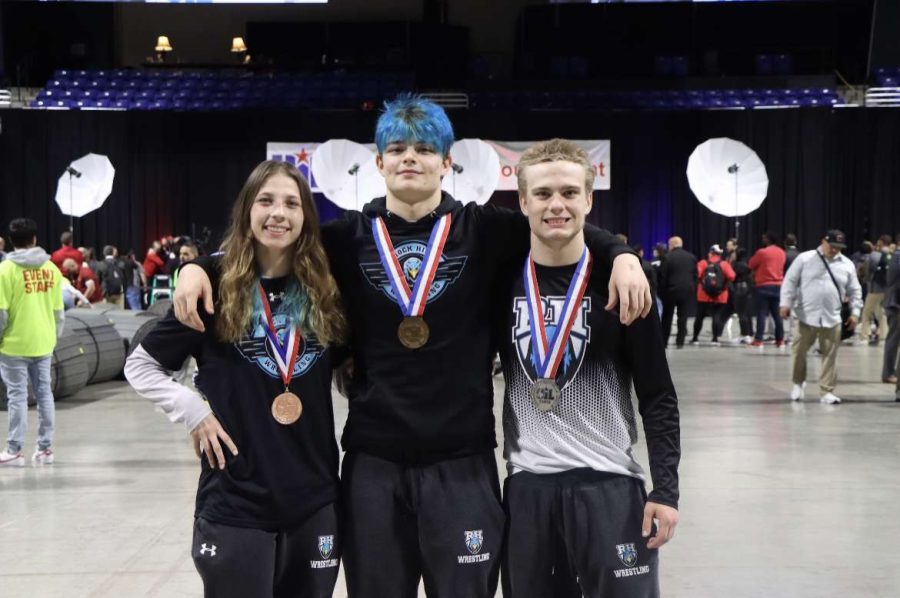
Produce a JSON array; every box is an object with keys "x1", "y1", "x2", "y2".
[{"x1": 1, "y1": 337, "x2": 898, "y2": 598}]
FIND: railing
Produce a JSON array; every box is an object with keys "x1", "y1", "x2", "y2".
[
  {"x1": 420, "y1": 92, "x2": 469, "y2": 110},
  {"x1": 865, "y1": 87, "x2": 900, "y2": 107}
]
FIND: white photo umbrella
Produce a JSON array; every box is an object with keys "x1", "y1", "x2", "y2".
[
  {"x1": 441, "y1": 139, "x2": 501, "y2": 205},
  {"x1": 686, "y1": 137, "x2": 768, "y2": 240},
  {"x1": 311, "y1": 139, "x2": 383, "y2": 211},
  {"x1": 55, "y1": 153, "x2": 116, "y2": 231},
  {"x1": 357, "y1": 157, "x2": 387, "y2": 206}
]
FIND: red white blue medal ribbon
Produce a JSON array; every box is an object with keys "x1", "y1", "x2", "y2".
[
  {"x1": 258, "y1": 284, "x2": 302, "y2": 389},
  {"x1": 524, "y1": 248, "x2": 593, "y2": 380},
  {"x1": 371, "y1": 214, "x2": 452, "y2": 316}
]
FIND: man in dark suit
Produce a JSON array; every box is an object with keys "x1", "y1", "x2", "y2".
[
  {"x1": 659, "y1": 236, "x2": 697, "y2": 348},
  {"x1": 882, "y1": 235, "x2": 900, "y2": 392}
]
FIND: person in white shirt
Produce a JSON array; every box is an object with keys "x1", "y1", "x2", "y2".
[{"x1": 779, "y1": 230, "x2": 863, "y2": 404}]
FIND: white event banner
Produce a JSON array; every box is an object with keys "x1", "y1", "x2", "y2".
[
  {"x1": 485, "y1": 140, "x2": 610, "y2": 191},
  {"x1": 267, "y1": 139, "x2": 611, "y2": 193}
]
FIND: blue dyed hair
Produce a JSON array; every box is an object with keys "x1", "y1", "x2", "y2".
[
  {"x1": 251, "y1": 277, "x2": 308, "y2": 332},
  {"x1": 374, "y1": 94, "x2": 455, "y2": 157}
]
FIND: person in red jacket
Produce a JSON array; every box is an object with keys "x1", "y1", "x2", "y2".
[
  {"x1": 50, "y1": 231, "x2": 83, "y2": 271},
  {"x1": 748, "y1": 231, "x2": 787, "y2": 348},
  {"x1": 691, "y1": 244, "x2": 736, "y2": 345},
  {"x1": 143, "y1": 240, "x2": 166, "y2": 279}
]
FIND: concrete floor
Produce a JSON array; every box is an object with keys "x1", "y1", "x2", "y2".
[{"x1": 1, "y1": 338, "x2": 899, "y2": 597}]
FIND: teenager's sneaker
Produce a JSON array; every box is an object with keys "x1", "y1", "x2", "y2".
[
  {"x1": 740, "y1": 335, "x2": 753, "y2": 344},
  {"x1": 689, "y1": 339, "x2": 700, "y2": 346},
  {"x1": 750, "y1": 340, "x2": 764, "y2": 350},
  {"x1": 790, "y1": 382, "x2": 806, "y2": 401},
  {"x1": 820, "y1": 392, "x2": 841, "y2": 405},
  {"x1": 0, "y1": 450, "x2": 25, "y2": 467},
  {"x1": 775, "y1": 340, "x2": 786, "y2": 350},
  {"x1": 32, "y1": 448, "x2": 54, "y2": 465}
]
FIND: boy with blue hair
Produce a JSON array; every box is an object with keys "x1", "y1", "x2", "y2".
[
  {"x1": 174, "y1": 95, "x2": 651, "y2": 597},
  {"x1": 374, "y1": 94, "x2": 455, "y2": 156}
]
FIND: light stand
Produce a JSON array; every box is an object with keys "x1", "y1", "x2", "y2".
[
  {"x1": 728, "y1": 163, "x2": 740, "y2": 243},
  {"x1": 66, "y1": 166, "x2": 82, "y2": 234},
  {"x1": 451, "y1": 162, "x2": 464, "y2": 196},
  {"x1": 348, "y1": 163, "x2": 360, "y2": 210}
]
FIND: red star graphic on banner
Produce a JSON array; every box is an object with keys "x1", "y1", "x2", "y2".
[{"x1": 295, "y1": 149, "x2": 310, "y2": 164}]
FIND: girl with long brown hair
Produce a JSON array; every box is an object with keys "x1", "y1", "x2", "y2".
[{"x1": 125, "y1": 160, "x2": 346, "y2": 598}]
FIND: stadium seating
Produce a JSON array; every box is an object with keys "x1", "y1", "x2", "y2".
[
  {"x1": 28, "y1": 68, "x2": 844, "y2": 112},
  {"x1": 29, "y1": 69, "x2": 414, "y2": 111}
]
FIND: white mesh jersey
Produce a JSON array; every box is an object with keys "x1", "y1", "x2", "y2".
[{"x1": 502, "y1": 259, "x2": 647, "y2": 475}]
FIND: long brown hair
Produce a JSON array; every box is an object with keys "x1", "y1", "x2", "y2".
[{"x1": 216, "y1": 160, "x2": 346, "y2": 345}]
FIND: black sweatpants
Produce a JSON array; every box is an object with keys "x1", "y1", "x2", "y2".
[
  {"x1": 502, "y1": 469, "x2": 660, "y2": 598},
  {"x1": 660, "y1": 289, "x2": 693, "y2": 348},
  {"x1": 692, "y1": 302, "x2": 726, "y2": 342},
  {"x1": 342, "y1": 449, "x2": 505, "y2": 598},
  {"x1": 883, "y1": 309, "x2": 899, "y2": 380},
  {"x1": 191, "y1": 502, "x2": 341, "y2": 598}
]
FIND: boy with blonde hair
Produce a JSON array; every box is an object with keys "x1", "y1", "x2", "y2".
[{"x1": 500, "y1": 139, "x2": 680, "y2": 597}]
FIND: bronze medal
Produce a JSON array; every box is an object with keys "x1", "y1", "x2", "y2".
[
  {"x1": 530, "y1": 378, "x2": 561, "y2": 412},
  {"x1": 397, "y1": 316, "x2": 430, "y2": 349},
  {"x1": 272, "y1": 391, "x2": 303, "y2": 425}
]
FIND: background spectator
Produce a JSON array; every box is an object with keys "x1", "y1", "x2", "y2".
[
  {"x1": 62, "y1": 257, "x2": 101, "y2": 304},
  {"x1": 691, "y1": 244, "x2": 735, "y2": 345},
  {"x1": 96, "y1": 245, "x2": 126, "y2": 308},
  {"x1": 50, "y1": 231, "x2": 82, "y2": 271},
  {"x1": 731, "y1": 247, "x2": 755, "y2": 343},
  {"x1": 659, "y1": 236, "x2": 697, "y2": 348},
  {"x1": 122, "y1": 250, "x2": 145, "y2": 311},
  {"x1": 143, "y1": 240, "x2": 165, "y2": 280},
  {"x1": 882, "y1": 234, "x2": 900, "y2": 386},
  {"x1": 859, "y1": 234, "x2": 892, "y2": 345},
  {"x1": 780, "y1": 230, "x2": 862, "y2": 404},
  {"x1": 749, "y1": 231, "x2": 786, "y2": 348}
]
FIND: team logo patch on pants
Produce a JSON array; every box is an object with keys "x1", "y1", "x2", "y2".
[
  {"x1": 310, "y1": 534, "x2": 338, "y2": 569},
  {"x1": 613, "y1": 542, "x2": 649, "y2": 578},
  {"x1": 318, "y1": 535, "x2": 334, "y2": 559},
  {"x1": 458, "y1": 530, "x2": 490, "y2": 564},
  {"x1": 616, "y1": 543, "x2": 637, "y2": 567}
]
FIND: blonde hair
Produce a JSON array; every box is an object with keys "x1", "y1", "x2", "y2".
[
  {"x1": 516, "y1": 138, "x2": 595, "y2": 196},
  {"x1": 215, "y1": 161, "x2": 347, "y2": 345}
]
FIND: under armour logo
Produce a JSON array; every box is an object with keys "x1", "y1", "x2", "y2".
[{"x1": 199, "y1": 543, "x2": 217, "y2": 557}]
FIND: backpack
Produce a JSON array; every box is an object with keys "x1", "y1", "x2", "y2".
[
  {"x1": 701, "y1": 260, "x2": 726, "y2": 297},
  {"x1": 100, "y1": 259, "x2": 124, "y2": 296},
  {"x1": 873, "y1": 252, "x2": 890, "y2": 287}
]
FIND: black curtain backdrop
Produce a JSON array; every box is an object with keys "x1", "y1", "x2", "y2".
[{"x1": 1, "y1": 107, "x2": 898, "y2": 258}]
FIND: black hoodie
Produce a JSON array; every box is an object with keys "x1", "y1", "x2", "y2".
[{"x1": 321, "y1": 193, "x2": 632, "y2": 460}]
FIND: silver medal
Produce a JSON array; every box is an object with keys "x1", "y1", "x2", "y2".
[{"x1": 530, "y1": 378, "x2": 561, "y2": 412}]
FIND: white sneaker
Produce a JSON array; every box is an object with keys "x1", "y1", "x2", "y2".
[
  {"x1": 790, "y1": 383, "x2": 806, "y2": 401},
  {"x1": 820, "y1": 392, "x2": 841, "y2": 405},
  {"x1": 0, "y1": 450, "x2": 25, "y2": 467},
  {"x1": 32, "y1": 447, "x2": 54, "y2": 465}
]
